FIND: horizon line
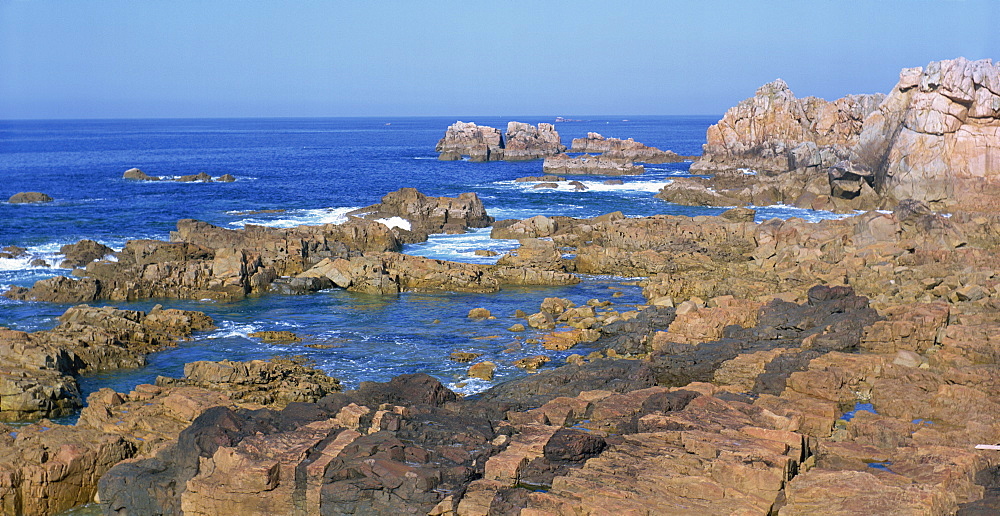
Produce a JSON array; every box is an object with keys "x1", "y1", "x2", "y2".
[{"x1": 0, "y1": 114, "x2": 723, "y2": 123}]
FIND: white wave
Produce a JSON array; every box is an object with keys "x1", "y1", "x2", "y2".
[
  {"x1": 206, "y1": 321, "x2": 263, "y2": 339},
  {"x1": 375, "y1": 217, "x2": 411, "y2": 231},
  {"x1": 752, "y1": 204, "x2": 862, "y2": 223},
  {"x1": 493, "y1": 179, "x2": 669, "y2": 194},
  {"x1": 403, "y1": 227, "x2": 519, "y2": 264},
  {"x1": 447, "y1": 377, "x2": 494, "y2": 396},
  {"x1": 228, "y1": 206, "x2": 360, "y2": 228}
]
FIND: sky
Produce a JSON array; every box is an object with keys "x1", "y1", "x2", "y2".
[{"x1": 1, "y1": 0, "x2": 997, "y2": 119}]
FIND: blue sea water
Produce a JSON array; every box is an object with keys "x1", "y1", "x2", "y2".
[{"x1": 0, "y1": 116, "x2": 849, "y2": 403}]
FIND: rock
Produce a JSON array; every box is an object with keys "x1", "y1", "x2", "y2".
[
  {"x1": 508, "y1": 323, "x2": 525, "y2": 332},
  {"x1": 156, "y1": 358, "x2": 341, "y2": 407},
  {"x1": 692, "y1": 79, "x2": 884, "y2": 175},
  {"x1": 8, "y1": 192, "x2": 53, "y2": 203},
  {"x1": 474, "y1": 249, "x2": 498, "y2": 257},
  {"x1": 0, "y1": 305, "x2": 214, "y2": 422},
  {"x1": 435, "y1": 121, "x2": 505, "y2": 161},
  {"x1": 347, "y1": 187, "x2": 493, "y2": 240},
  {"x1": 515, "y1": 175, "x2": 566, "y2": 182},
  {"x1": 604, "y1": 179, "x2": 624, "y2": 185},
  {"x1": 856, "y1": 58, "x2": 1000, "y2": 209},
  {"x1": 513, "y1": 355, "x2": 550, "y2": 371},
  {"x1": 467, "y1": 307, "x2": 492, "y2": 319},
  {"x1": 177, "y1": 172, "x2": 213, "y2": 182},
  {"x1": 503, "y1": 121, "x2": 566, "y2": 160},
  {"x1": 468, "y1": 361, "x2": 497, "y2": 380},
  {"x1": 543, "y1": 153, "x2": 645, "y2": 175},
  {"x1": 6, "y1": 215, "x2": 407, "y2": 303},
  {"x1": 449, "y1": 352, "x2": 482, "y2": 363},
  {"x1": 217, "y1": 173, "x2": 236, "y2": 182},
  {"x1": 248, "y1": 330, "x2": 301, "y2": 343},
  {"x1": 0, "y1": 422, "x2": 137, "y2": 515},
  {"x1": 122, "y1": 168, "x2": 158, "y2": 181},
  {"x1": 1, "y1": 245, "x2": 27, "y2": 258},
  {"x1": 59, "y1": 239, "x2": 114, "y2": 269},
  {"x1": 570, "y1": 132, "x2": 685, "y2": 163}
]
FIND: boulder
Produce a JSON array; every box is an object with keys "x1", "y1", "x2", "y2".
[
  {"x1": 122, "y1": 168, "x2": 158, "y2": 181},
  {"x1": 59, "y1": 239, "x2": 114, "y2": 269}
]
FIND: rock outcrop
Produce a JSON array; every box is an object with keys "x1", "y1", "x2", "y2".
[
  {"x1": 571, "y1": 132, "x2": 686, "y2": 163},
  {"x1": 856, "y1": 57, "x2": 1000, "y2": 208},
  {"x1": 502, "y1": 121, "x2": 566, "y2": 160},
  {"x1": 686, "y1": 57, "x2": 1000, "y2": 212},
  {"x1": 59, "y1": 239, "x2": 114, "y2": 269},
  {"x1": 122, "y1": 168, "x2": 236, "y2": 182},
  {"x1": 435, "y1": 121, "x2": 565, "y2": 161},
  {"x1": 8, "y1": 192, "x2": 53, "y2": 203},
  {"x1": 542, "y1": 153, "x2": 645, "y2": 175},
  {"x1": 693, "y1": 79, "x2": 885, "y2": 175},
  {"x1": 0, "y1": 305, "x2": 214, "y2": 422},
  {"x1": 346, "y1": 187, "x2": 493, "y2": 241},
  {"x1": 435, "y1": 121, "x2": 505, "y2": 161}
]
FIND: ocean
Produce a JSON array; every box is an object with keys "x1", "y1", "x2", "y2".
[{"x1": 0, "y1": 116, "x2": 849, "y2": 405}]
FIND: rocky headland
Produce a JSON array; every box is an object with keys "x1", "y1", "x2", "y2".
[
  {"x1": 3, "y1": 57, "x2": 1000, "y2": 515},
  {"x1": 668, "y1": 57, "x2": 1000, "y2": 214}
]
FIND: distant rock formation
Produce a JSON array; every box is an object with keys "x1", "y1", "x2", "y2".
[
  {"x1": 435, "y1": 121, "x2": 506, "y2": 161},
  {"x1": 123, "y1": 168, "x2": 237, "y2": 182},
  {"x1": 543, "y1": 153, "x2": 645, "y2": 176},
  {"x1": 435, "y1": 121, "x2": 565, "y2": 161},
  {"x1": 123, "y1": 168, "x2": 159, "y2": 181},
  {"x1": 8, "y1": 192, "x2": 53, "y2": 203},
  {"x1": 503, "y1": 121, "x2": 566, "y2": 160},
  {"x1": 571, "y1": 132, "x2": 685, "y2": 163}
]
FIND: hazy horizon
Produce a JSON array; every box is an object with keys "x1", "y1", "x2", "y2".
[{"x1": 2, "y1": 0, "x2": 996, "y2": 120}]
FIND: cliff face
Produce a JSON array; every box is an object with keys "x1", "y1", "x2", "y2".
[
  {"x1": 858, "y1": 58, "x2": 1000, "y2": 206},
  {"x1": 693, "y1": 79, "x2": 884, "y2": 174}
]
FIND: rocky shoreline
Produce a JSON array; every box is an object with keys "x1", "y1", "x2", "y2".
[{"x1": 3, "y1": 57, "x2": 1000, "y2": 515}]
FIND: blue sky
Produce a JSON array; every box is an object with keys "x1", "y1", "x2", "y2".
[{"x1": 1, "y1": 0, "x2": 996, "y2": 119}]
